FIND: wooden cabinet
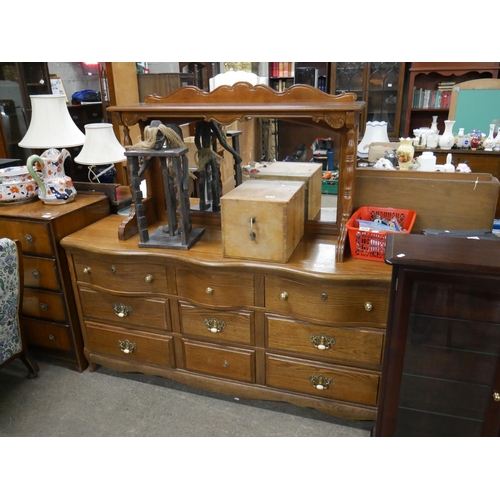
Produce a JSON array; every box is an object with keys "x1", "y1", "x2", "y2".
[
  {"x1": 61, "y1": 215, "x2": 392, "y2": 421},
  {"x1": 0, "y1": 195, "x2": 111, "y2": 371},
  {"x1": 331, "y1": 62, "x2": 406, "y2": 140},
  {"x1": 376, "y1": 234, "x2": 500, "y2": 436},
  {"x1": 403, "y1": 62, "x2": 500, "y2": 137}
]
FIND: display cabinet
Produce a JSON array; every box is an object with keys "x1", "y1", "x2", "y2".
[
  {"x1": 403, "y1": 62, "x2": 500, "y2": 137},
  {"x1": 376, "y1": 233, "x2": 500, "y2": 437},
  {"x1": 331, "y1": 62, "x2": 405, "y2": 140}
]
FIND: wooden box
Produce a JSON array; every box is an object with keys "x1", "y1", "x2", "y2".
[
  {"x1": 221, "y1": 180, "x2": 305, "y2": 263},
  {"x1": 244, "y1": 162, "x2": 322, "y2": 220}
]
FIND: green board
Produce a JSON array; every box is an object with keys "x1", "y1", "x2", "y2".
[{"x1": 452, "y1": 88, "x2": 500, "y2": 133}]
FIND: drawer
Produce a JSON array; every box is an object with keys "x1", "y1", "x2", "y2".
[
  {"x1": 73, "y1": 255, "x2": 169, "y2": 294},
  {"x1": 23, "y1": 255, "x2": 59, "y2": 291},
  {"x1": 266, "y1": 354, "x2": 380, "y2": 406},
  {"x1": 179, "y1": 302, "x2": 254, "y2": 345},
  {"x1": 2, "y1": 219, "x2": 52, "y2": 256},
  {"x1": 85, "y1": 322, "x2": 174, "y2": 367},
  {"x1": 266, "y1": 316, "x2": 384, "y2": 365},
  {"x1": 183, "y1": 339, "x2": 255, "y2": 383},
  {"x1": 23, "y1": 289, "x2": 67, "y2": 322},
  {"x1": 176, "y1": 267, "x2": 254, "y2": 307},
  {"x1": 265, "y1": 276, "x2": 389, "y2": 327},
  {"x1": 68, "y1": 106, "x2": 86, "y2": 124},
  {"x1": 79, "y1": 287, "x2": 170, "y2": 332},
  {"x1": 23, "y1": 317, "x2": 73, "y2": 352}
]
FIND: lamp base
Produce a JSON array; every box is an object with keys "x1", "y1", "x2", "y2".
[{"x1": 88, "y1": 164, "x2": 116, "y2": 183}]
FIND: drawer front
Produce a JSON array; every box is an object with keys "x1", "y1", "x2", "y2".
[
  {"x1": 2, "y1": 220, "x2": 52, "y2": 256},
  {"x1": 73, "y1": 255, "x2": 169, "y2": 294},
  {"x1": 79, "y1": 288, "x2": 170, "y2": 331},
  {"x1": 23, "y1": 255, "x2": 59, "y2": 291},
  {"x1": 267, "y1": 316, "x2": 384, "y2": 365},
  {"x1": 176, "y1": 267, "x2": 254, "y2": 307},
  {"x1": 266, "y1": 354, "x2": 380, "y2": 406},
  {"x1": 85, "y1": 322, "x2": 174, "y2": 367},
  {"x1": 179, "y1": 302, "x2": 254, "y2": 345},
  {"x1": 183, "y1": 340, "x2": 255, "y2": 383},
  {"x1": 23, "y1": 289, "x2": 67, "y2": 322},
  {"x1": 23, "y1": 317, "x2": 72, "y2": 352},
  {"x1": 265, "y1": 276, "x2": 389, "y2": 327}
]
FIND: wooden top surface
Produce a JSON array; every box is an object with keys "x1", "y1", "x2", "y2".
[{"x1": 61, "y1": 215, "x2": 392, "y2": 283}]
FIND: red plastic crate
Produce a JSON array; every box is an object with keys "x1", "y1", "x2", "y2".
[{"x1": 346, "y1": 206, "x2": 417, "y2": 262}]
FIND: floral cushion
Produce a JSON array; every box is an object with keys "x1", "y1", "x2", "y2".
[{"x1": 0, "y1": 238, "x2": 22, "y2": 364}]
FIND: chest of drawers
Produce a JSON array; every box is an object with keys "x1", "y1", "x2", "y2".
[
  {"x1": 0, "y1": 195, "x2": 110, "y2": 370},
  {"x1": 61, "y1": 215, "x2": 392, "y2": 420}
]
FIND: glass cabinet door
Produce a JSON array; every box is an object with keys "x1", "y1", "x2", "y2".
[{"x1": 390, "y1": 270, "x2": 500, "y2": 437}]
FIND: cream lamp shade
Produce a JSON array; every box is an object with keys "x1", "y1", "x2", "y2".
[
  {"x1": 18, "y1": 95, "x2": 85, "y2": 148},
  {"x1": 74, "y1": 123, "x2": 126, "y2": 165}
]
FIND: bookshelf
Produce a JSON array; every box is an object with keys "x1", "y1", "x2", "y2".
[
  {"x1": 403, "y1": 63, "x2": 500, "y2": 137},
  {"x1": 268, "y1": 62, "x2": 329, "y2": 93}
]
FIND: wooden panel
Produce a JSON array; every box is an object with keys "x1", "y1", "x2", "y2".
[
  {"x1": 23, "y1": 289, "x2": 66, "y2": 322},
  {"x1": 23, "y1": 255, "x2": 59, "y2": 291},
  {"x1": 266, "y1": 353, "x2": 379, "y2": 406},
  {"x1": 23, "y1": 318, "x2": 72, "y2": 352},
  {"x1": 0, "y1": 219, "x2": 52, "y2": 255}
]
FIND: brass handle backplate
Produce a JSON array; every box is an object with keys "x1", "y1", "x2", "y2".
[
  {"x1": 118, "y1": 339, "x2": 136, "y2": 354},
  {"x1": 205, "y1": 317, "x2": 226, "y2": 333},
  {"x1": 309, "y1": 374, "x2": 333, "y2": 390},
  {"x1": 310, "y1": 333, "x2": 336, "y2": 351},
  {"x1": 113, "y1": 303, "x2": 132, "y2": 318}
]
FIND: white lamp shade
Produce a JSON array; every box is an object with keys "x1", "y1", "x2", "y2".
[
  {"x1": 19, "y1": 95, "x2": 86, "y2": 149},
  {"x1": 74, "y1": 123, "x2": 126, "y2": 165},
  {"x1": 357, "y1": 121, "x2": 390, "y2": 158}
]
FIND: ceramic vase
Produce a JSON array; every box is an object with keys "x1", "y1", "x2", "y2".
[
  {"x1": 397, "y1": 138, "x2": 415, "y2": 170},
  {"x1": 430, "y1": 116, "x2": 439, "y2": 134},
  {"x1": 438, "y1": 120, "x2": 455, "y2": 150},
  {"x1": 483, "y1": 123, "x2": 496, "y2": 151}
]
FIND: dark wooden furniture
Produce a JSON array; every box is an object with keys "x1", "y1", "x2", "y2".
[
  {"x1": 403, "y1": 62, "x2": 500, "y2": 137},
  {"x1": 107, "y1": 83, "x2": 366, "y2": 262},
  {"x1": 0, "y1": 194, "x2": 111, "y2": 371},
  {"x1": 61, "y1": 215, "x2": 392, "y2": 421},
  {"x1": 376, "y1": 233, "x2": 500, "y2": 436}
]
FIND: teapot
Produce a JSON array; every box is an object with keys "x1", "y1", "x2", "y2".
[{"x1": 27, "y1": 148, "x2": 77, "y2": 204}]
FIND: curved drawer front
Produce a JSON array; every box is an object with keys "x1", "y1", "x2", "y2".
[
  {"x1": 24, "y1": 318, "x2": 72, "y2": 352},
  {"x1": 73, "y1": 255, "x2": 169, "y2": 294},
  {"x1": 266, "y1": 354, "x2": 379, "y2": 406},
  {"x1": 85, "y1": 322, "x2": 174, "y2": 367},
  {"x1": 23, "y1": 255, "x2": 59, "y2": 291},
  {"x1": 265, "y1": 276, "x2": 389, "y2": 327},
  {"x1": 23, "y1": 289, "x2": 66, "y2": 322},
  {"x1": 2, "y1": 219, "x2": 52, "y2": 256},
  {"x1": 267, "y1": 316, "x2": 384, "y2": 365},
  {"x1": 176, "y1": 268, "x2": 254, "y2": 308},
  {"x1": 179, "y1": 302, "x2": 254, "y2": 345},
  {"x1": 183, "y1": 339, "x2": 255, "y2": 383},
  {"x1": 79, "y1": 288, "x2": 170, "y2": 331}
]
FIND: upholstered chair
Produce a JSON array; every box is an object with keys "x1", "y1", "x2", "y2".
[{"x1": 0, "y1": 238, "x2": 39, "y2": 378}]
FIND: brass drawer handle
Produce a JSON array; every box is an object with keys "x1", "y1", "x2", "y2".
[
  {"x1": 118, "y1": 339, "x2": 136, "y2": 354},
  {"x1": 24, "y1": 234, "x2": 34, "y2": 244},
  {"x1": 145, "y1": 274, "x2": 154, "y2": 283},
  {"x1": 309, "y1": 374, "x2": 333, "y2": 391},
  {"x1": 113, "y1": 303, "x2": 132, "y2": 318},
  {"x1": 39, "y1": 302, "x2": 48, "y2": 311},
  {"x1": 32, "y1": 269, "x2": 40, "y2": 280},
  {"x1": 310, "y1": 333, "x2": 335, "y2": 350},
  {"x1": 206, "y1": 287, "x2": 213, "y2": 294},
  {"x1": 280, "y1": 291, "x2": 288, "y2": 301},
  {"x1": 204, "y1": 317, "x2": 226, "y2": 333},
  {"x1": 364, "y1": 301, "x2": 373, "y2": 312},
  {"x1": 83, "y1": 266, "x2": 91, "y2": 275},
  {"x1": 494, "y1": 392, "x2": 500, "y2": 402}
]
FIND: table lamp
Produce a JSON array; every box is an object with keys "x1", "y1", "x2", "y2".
[
  {"x1": 19, "y1": 94, "x2": 85, "y2": 204},
  {"x1": 74, "y1": 123, "x2": 126, "y2": 183}
]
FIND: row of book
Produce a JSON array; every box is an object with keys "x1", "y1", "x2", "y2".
[
  {"x1": 269, "y1": 62, "x2": 295, "y2": 78},
  {"x1": 411, "y1": 88, "x2": 452, "y2": 109}
]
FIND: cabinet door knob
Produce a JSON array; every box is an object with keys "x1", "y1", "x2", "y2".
[
  {"x1": 39, "y1": 302, "x2": 48, "y2": 311},
  {"x1": 204, "y1": 317, "x2": 226, "y2": 333},
  {"x1": 32, "y1": 269, "x2": 40, "y2": 280},
  {"x1": 83, "y1": 266, "x2": 91, "y2": 275},
  {"x1": 494, "y1": 392, "x2": 500, "y2": 402},
  {"x1": 364, "y1": 301, "x2": 373, "y2": 312},
  {"x1": 145, "y1": 274, "x2": 153, "y2": 283},
  {"x1": 309, "y1": 374, "x2": 333, "y2": 390},
  {"x1": 310, "y1": 333, "x2": 336, "y2": 350},
  {"x1": 24, "y1": 234, "x2": 33, "y2": 244},
  {"x1": 206, "y1": 287, "x2": 213, "y2": 294},
  {"x1": 280, "y1": 291, "x2": 288, "y2": 301}
]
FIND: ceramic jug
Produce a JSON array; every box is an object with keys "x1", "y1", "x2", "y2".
[
  {"x1": 27, "y1": 148, "x2": 77, "y2": 204},
  {"x1": 438, "y1": 120, "x2": 455, "y2": 150}
]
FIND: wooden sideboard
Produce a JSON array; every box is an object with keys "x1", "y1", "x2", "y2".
[
  {"x1": 61, "y1": 215, "x2": 392, "y2": 421},
  {"x1": 107, "y1": 83, "x2": 366, "y2": 263}
]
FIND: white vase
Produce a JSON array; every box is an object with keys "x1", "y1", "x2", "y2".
[
  {"x1": 438, "y1": 120, "x2": 455, "y2": 150},
  {"x1": 430, "y1": 116, "x2": 438, "y2": 134},
  {"x1": 357, "y1": 121, "x2": 390, "y2": 158},
  {"x1": 483, "y1": 123, "x2": 496, "y2": 151}
]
